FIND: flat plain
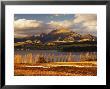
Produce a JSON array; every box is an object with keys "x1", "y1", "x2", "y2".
[{"x1": 14, "y1": 62, "x2": 97, "y2": 76}]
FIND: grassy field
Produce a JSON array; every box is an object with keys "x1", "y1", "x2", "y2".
[{"x1": 14, "y1": 62, "x2": 97, "y2": 76}]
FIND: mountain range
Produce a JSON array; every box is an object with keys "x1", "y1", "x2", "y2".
[{"x1": 14, "y1": 28, "x2": 97, "y2": 44}]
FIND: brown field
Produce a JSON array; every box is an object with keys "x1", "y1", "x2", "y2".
[{"x1": 14, "y1": 62, "x2": 97, "y2": 76}]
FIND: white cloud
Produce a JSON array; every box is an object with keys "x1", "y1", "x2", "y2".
[
  {"x1": 14, "y1": 19, "x2": 42, "y2": 30},
  {"x1": 14, "y1": 33, "x2": 28, "y2": 38},
  {"x1": 73, "y1": 14, "x2": 97, "y2": 31},
  {"x1": 74, "y1": 14, "x2": 97, "y2": 25},
  {"x1": 14, "y1": 19, "x2": 44, "y2": 38},
  {"x1": 48, "y1": 20, "x2": 73, "y2": 29},
  {"x1": 48, "y1": 14, "x2": 97, "y2": 31},
  {"x1": 71, "y1": 14, "x2": 97, "y2": 35},
  {"x1": 14, "y1": 14, "x2": 97, "y2": 38}
]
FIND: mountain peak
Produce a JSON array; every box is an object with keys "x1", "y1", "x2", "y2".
[{"x1": 50, "y1": 28, "x2": 71, "y2": 34}]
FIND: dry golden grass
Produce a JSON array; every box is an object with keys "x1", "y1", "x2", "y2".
[
  {"x1": 14, "y1": 62, "x2": 97, "y2": 76},
  {"x1": 14, "y1": 52, "x2": 97, "y2": 76},
  {"x1": 14, "y1": 52, "x2": 97, "y2": 64}
]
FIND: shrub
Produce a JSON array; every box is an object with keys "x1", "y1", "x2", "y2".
[{"x1": 38, "y1": 56, "x2": 47, "y2": 63}]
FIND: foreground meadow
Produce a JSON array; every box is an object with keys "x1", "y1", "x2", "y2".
[{"x1": 14, "y1": 62, "x2": 97, "y2": 76}]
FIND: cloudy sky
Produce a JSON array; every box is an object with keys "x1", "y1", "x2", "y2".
[{"x1": 14, "y1": 14, "x2": 97, "y2": 38}]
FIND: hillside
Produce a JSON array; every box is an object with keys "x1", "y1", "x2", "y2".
[
  {"x1": 14, "y1": 28, "x2": 97, "y2": 51},
  {"x1": 15, "y1": 28, "x2": 96, "y2": 43}
]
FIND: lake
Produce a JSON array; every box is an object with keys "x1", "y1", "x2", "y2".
[{"x1": 14, "y1": 50, "x2": 97, "y2": 63}]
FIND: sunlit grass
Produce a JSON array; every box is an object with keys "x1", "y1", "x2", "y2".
[
  {"x1": 14, "y1": 52, "x2": 97, "y2": 76},
  {"x1": 14, "y1": 52, "x2": 97, "y2": 64},
  {"x1": 14, "y1": 62, "x2": 97, "y2": 76}
]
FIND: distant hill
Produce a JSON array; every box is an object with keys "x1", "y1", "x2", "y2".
[{"x1": 80, "y1": 34, "x2": 96, "y2": 42}]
